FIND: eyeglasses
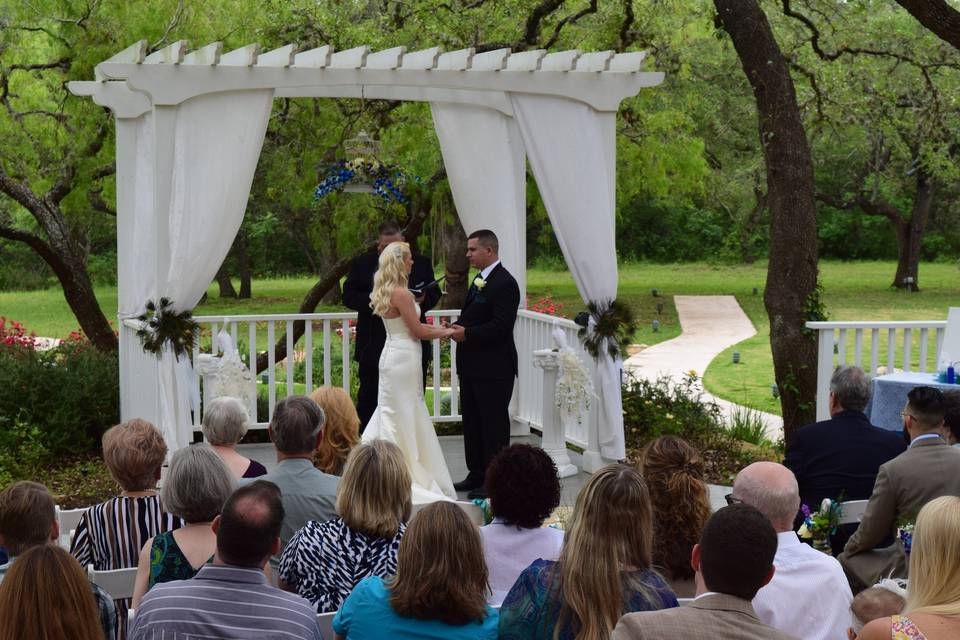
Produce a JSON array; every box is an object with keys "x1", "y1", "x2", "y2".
[
  {"x1": 724, "y1": 493, "x2": 744, "y2": 506},
  {"x1": 899, "y1": 411, "x2": 917, "y2": 421}
]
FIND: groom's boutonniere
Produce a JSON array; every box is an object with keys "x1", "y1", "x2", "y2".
[{"x1": 473, "y1": 276, "x2": 487, "y2": 290}]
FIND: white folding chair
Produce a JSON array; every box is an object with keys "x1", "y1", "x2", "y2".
[
  {"x1": 410, "y1": 500, "x2": 485, "y2": 527},
  {"x1": 87, "y1": 565, "x2": 138, "y2": 600},
  {"x1": 55, "y1": 505, "x2": 86, "y2": 550},
  {"x1": 678, "y1": 597, "x2": 694, "y2": 606},
  {"x1": 317, "y1": 611, "x2": 335, "y2": 640},
  {"x1": 837, "y1": 499, "x2": 869, "y2": 526}
]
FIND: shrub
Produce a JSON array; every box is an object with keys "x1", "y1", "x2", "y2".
[{"x1": 0, "y1": 330, "x2": 119, "y2": 455}]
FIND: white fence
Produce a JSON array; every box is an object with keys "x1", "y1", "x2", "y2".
[
  {"x1": 171, "y1": 308, "x2": 603, "y2": 463},
  {"x1": 806, "y1": 320, "x2": 947, "y2": 421}
]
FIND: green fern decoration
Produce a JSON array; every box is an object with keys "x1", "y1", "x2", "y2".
[
  {"x1": 577, "y1": 299, "x2": 637, "y2": 361},
  {"x1": 136, "y1": 297, "x2": 199, "y2": 361}
]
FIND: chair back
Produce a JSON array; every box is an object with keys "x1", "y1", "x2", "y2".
[
  {"x1": 87, "y1": 565, "x2": 138, "y2": 600},
  {"x1": 317, "y1": 611, "x2": 335, "y2": 639},
  {"x1": 678, "y1": 597, "x2": 694, "y2": 606},
  {"x1": 410, "y1": 500, "x2": 485, "y2": 527},
  {"x1": 56, "y1": 505, "x2": 86, "y2": 550},
  {"x1": 837, "y1": 499, "x2": 869, "y2": 526}
]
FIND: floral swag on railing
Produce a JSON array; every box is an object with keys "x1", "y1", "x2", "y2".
[
  {"x1": 314, "y1": 157, "x2": 414, "y2": 205},
  {"x1": 574, "y1": 299, "x2": 637, "y2": 361},
  {"x1": 135, "y1": 298, "x2": 199, "y2": 360}
]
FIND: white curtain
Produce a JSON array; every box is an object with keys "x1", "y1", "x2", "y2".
[
  {"x1": 510, "y1": 94, "x2": 625, "y2": 460},
  {"x1": 127, "y1": 90, "x2": 273, "y2": 451},
  {"x1": 430, "y1": 103, "x2": 527, "y2": 299}
]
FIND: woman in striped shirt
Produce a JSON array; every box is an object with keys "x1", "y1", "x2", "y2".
[{"x1": 70, "y1": 419, "x2": 182, "y2": 640}]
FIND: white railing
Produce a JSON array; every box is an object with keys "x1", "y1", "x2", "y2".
[
  {"x1": 173, "y1": 309, "x2": 602, "y2": 465},
  {"x1": 806, "y1": 320, "x2": 947, "y2": 421}
]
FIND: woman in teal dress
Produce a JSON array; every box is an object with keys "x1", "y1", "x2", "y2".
[
  {"x1": 131, "y1": 444, "x2": 235, "y2": 605},
  {"x1": 498, "y1": 464, "x2": 678, "y2": 640},
  {"x1": 333, "y1": 502, "x2": 498, "y2": 640}
]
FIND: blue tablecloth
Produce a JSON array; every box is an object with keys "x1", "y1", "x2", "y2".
[{"x1": 867, "y1": 372, "x2": 960, "y2": 430}]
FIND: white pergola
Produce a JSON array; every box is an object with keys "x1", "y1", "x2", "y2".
[{"x1": 69, "y1": 41, "x2": 664, "y2": 463}]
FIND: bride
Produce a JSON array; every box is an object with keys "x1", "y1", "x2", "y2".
[{"x1": 362, "y1": 241, "x2": 457, "y2": 500}]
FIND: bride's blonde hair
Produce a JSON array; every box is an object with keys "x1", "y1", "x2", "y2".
[{"x1": 370, "y1": 241, "x2": 410, "y2": 317}]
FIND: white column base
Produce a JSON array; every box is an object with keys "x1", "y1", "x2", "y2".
[
  {"x1": 543, "y1": 447, "x2": 579, "y2": 478},
  {"x1": 580, "y1": 450, "x2": 606, "y2": 473}
]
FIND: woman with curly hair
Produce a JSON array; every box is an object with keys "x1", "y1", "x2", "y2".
[
  {"x1": 481, "y1": 444, "x2": 563, "y2": 606},
  {"x1": 310, "y1": 386, "x2": 360, "y2": 476},
  {"x1": 639, "y1": 435, "x2": 711, "y2": 597},
  {"x1": 360, "y1": 241, "x2": 456, "y2": 500}
]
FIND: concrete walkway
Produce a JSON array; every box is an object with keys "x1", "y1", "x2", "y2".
[{"x1": 623, "y1": 295, "x2": 783, "y2": 440}]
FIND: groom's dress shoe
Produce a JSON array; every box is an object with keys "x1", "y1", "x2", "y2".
[
  {"x1": 454, "y1": 478, "x2": 481, "y2": 492},
  {"x1": 467, "y1": 487, "x2": 487, "y2": 500}
]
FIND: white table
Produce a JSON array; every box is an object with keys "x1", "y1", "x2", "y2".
[{"x1": 867, "y1": 372, "x2": 960, "y2": 430}]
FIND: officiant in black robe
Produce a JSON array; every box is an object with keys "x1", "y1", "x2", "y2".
[{"x1": 342, "y1": 222, "x2": 441, "y2": 430}]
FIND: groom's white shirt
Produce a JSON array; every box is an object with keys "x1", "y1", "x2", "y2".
[{"x1": 479, "y1": 260, "x2": 501, "y2": 281}]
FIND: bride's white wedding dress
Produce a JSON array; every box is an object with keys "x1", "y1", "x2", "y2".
[{"x1": 362, "y1": 307, "x2": 456, "y2": 501}]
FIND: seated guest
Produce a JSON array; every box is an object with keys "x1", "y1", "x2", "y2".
[
  {"x1": 132, "y1": 444, "x2": 234, "y2": 607},
  {"x1": 481, "y1": 444, "x2": 563, "y2": 606},
  {"x1": 848, "y1": 580, "x2": 906, "y2": 639},
  {"x1": 279, "y1": 440, "x2": 410, "y2": 612},
  {"x1": 732, "y1": 462, "x2": 853, "y2": 639},
  {"x1": 256, "y1": 396, "x2": 340, "y2": 565},
  {"x1": 939, "y1": 389, "x2": 960, "y2": 446},
  {"x1": 856, "y1": 495, "x2": 960, "y2": 639},
  {"x1": 640, "y1": 435, "x2": 711, "y2": 597},
  {"x1": 840, "y1": 386, "x2": 960, "y2": 590},
  {"x1": 202, "y1": 396, "x2": 267, "y2": 478},
  {"x1": 0, "y1": 544, "x2": 106, "y2": 640},
  {"x1": 499, "y1": 464, "x2": 677, "y2": 640},
  {"x1": 70, "y1": 419, "x2": 182, "y2": 638},
  {"x1": 310, "y1": 386, "x2": 360, "y2": 475},
  {"x1": 130, "y1": 481, "x2": 322, "y2": 640},
  {"x1": 0, "y1": 482, "x2": 115, "y2": 640},
  {"x1": 612, "y1": 504, "x2": 796, "y2": 640},
  {"x1": 332, "y1": 501, "x2": 498, "y2": 640},
  {"x1": 784, "y1": 366, "x2": 905, "y2": 555}
]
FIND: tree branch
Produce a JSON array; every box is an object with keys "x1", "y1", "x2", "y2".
[
  {"x1": 519, "y1": 0, "x2": 565, "y2": 50},
  {"x1": 543, "y1": 0, "x2": 598, "y2": 49},
  {"x1": 894, "y1": 0, "x2": 960, "y2": 51},
  {"x1": 87, "y1": 187, "x2": 115, "y2": 216}
]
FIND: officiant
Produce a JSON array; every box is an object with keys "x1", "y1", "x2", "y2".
[{"x1": 343, "y1": 221, "x2": 441, "y2": 430}]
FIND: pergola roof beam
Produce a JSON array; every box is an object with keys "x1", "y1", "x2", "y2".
[
  {"x1": 144, "y1": 40, "x2": 188, "y2": 65},
  {"x1": 219, "y1": 44, "x2": 260, "y2": 67},
  {"x1": 258, "y1": 44, "x2": 297, "y2": 67},
  {"x1": 293, "y1": 45, "x2": 332, "y2": 68},
  {"x1": 183, "y1": 42, "x2": 223, "y2": 66},
  {"x1": 329, "y1": 46, "x2": 369, "y2": 69}
]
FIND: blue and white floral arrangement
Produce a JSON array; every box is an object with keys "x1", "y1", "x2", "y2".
[{"x1": 314, "y1": 156, "x2": 414, "y2": 205}]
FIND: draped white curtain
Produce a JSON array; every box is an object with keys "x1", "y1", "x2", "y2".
[
  {"x1": 429, "y1": 102, "x2": 527, "y2": 299},
  {"x1": 126, "y1": 90, "x2": 273, "y2": 451},
  {"x1": 510, "y1": 94, "x2": 625, "y2": 460}
]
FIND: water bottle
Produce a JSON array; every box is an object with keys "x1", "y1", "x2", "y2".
[{"x1": 948, "y1": 365, "x2": 957, "y2": 385}]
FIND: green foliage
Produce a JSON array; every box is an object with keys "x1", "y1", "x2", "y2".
[
  {"x1": 0, "y1": 340, "x2": 119, "y2": 455},
  {"x1": 0, "y1": 417, "x2": 50, "y2": 488},
  {"x1": 726, "y1": 407, "x2": 773, "y2": 448},
  {"x1": 621, "y1": 373, "x2": 772, "y2": 484}
]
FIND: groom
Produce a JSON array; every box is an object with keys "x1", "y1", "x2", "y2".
[{"x1": 449, "y1": 229, "x2": 520, "y2": 499}]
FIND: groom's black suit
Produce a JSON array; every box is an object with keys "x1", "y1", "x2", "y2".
[{"x1": 455, "y1": 262, "x2": 520, "y2": 486}]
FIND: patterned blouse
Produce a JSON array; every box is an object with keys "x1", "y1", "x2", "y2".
[
  {"x1": 497, "y1": 559, "x2": 678, "y2": 640},
  {"x1": 70, "y1": 494, "x2": 182, "y2": 640},
  {"x1": 891, "y1": 615, "x2": 928, "y2": 640},
  {"x1": 148, "y1": 531, "x2": 212, "y2": 588},
  {"x1": 278, "y1": 517, "x2": 405, "y2": 613}
]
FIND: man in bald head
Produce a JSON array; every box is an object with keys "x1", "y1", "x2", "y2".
[{"x1": 730, "y1": 462, "x2": 853, "y2": 640}]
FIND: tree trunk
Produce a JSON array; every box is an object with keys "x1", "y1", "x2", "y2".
[
  {"x1": 215, "y1": 266, "x2": 238, "y2": 298},
  {"x1": 890, "y1": 174, "x2": 934, "y2": 291},
  {"x1": 894, "y1": 0, "x2": 960, "y2": 51},
  {"x1": 714, "y1": 0, "x2": 820, "y2": 440},
  {"x1": 439, "y1": 208, "x2": 469, "y2": 310},
  {"x1": 53, "y1": 250, "x2": 118, "y2": 352},
  {"x1": 237, "y1": 232, "x2": 252, "y2": 299}
]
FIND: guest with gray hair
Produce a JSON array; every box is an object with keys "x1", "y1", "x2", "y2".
[
  {"x1": 784, "y1": 365, "x2": 905, "y2": 554},
  {"x1": 203, "y1": 396, "x2": 268, "y2": 479},
  {"x1": 847, "y1": 579, "x2": 906, "y2": 639},
  {"x1": 255, "y1": 395, "x2": 340, "y2": 567},
  {"x1": 731, "y1": 462, "x2": 853, "y2": 640},
  {"x1": 132, "y1": 444, "x2": 236, "y2": 607}
]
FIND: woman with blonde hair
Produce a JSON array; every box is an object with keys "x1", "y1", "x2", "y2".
[
  {"x1": 857, "y1": 495, "x2": 960, "y2": 640},
  {"x1": 499, "y1": 464, "x2": 677, "y2": 640},
  {"x1": 639, "y1": 435, "x2": 711, "y2": 597},
  {"x1": 0, "y1": 544, "x2": 103, "y2": 640},
  {"x1": 279, "y1": 439, "x2": 411, "y2": 612},
  {"x1": 361, "y1": 241, "x2": 456, "y2": 500},
  {"x1": 310, "y1": 386, "x2": 360, "y2": 475},
  {"x1": 332, "y1": 501, "x2": 498, "y2": 639}
]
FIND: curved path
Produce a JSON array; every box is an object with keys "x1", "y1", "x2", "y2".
[{"x1": 623, "y1": 295, "x2": 782, "y2": 439}]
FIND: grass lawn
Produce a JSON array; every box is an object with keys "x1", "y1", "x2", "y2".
[{"x1": 2, "y1": 260, "x2": 958, "y2": 413}]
